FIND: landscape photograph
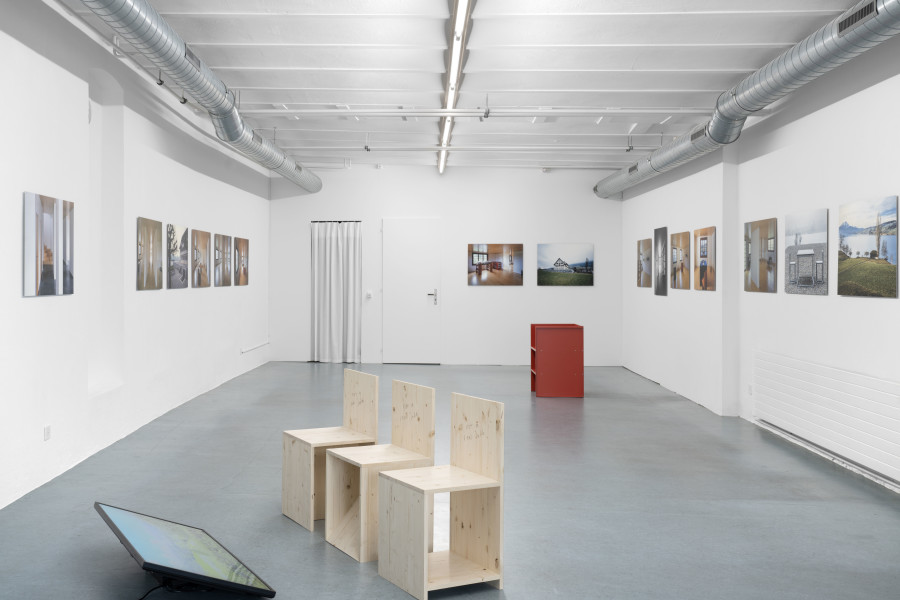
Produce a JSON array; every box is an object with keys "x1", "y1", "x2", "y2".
[
  {"x1": 838, "y1": 196, "x2": 897, "y2": 298},
  {"x1": 693, "y1": 226, "x2": 715, "y2": 291},
  {"x1": 537, "y1": 242, "x2": 594, "y2": 286},
  {"x1": 785, "y1": 209, "x2": 827, "y2": 295}
]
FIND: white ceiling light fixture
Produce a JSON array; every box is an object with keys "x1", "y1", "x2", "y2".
[{"x1": 437, "y1": 0, "x2": 472, "y2": 175}]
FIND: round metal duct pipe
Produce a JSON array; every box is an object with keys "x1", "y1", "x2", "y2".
[
  {"x1": 594, "y1": 0, "x2": 900, "y2": 199},
  {"x1": 80, "y1": 0, "x2": 322, "y2": 194}
]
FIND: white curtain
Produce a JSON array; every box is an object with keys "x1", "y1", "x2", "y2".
[{"x1": 310, "y1": 221, "x2": 362, "y2": 363}]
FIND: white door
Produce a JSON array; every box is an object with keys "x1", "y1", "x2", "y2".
[{"x1": 382, "y1": 217, "x2": 441, "y2": 363}]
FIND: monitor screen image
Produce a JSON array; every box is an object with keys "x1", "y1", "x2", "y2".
[{"x1": 95, "y1": 502, "x2": 275, "y2": 598}]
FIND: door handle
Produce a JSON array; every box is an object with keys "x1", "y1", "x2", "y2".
[{"x1": 427, "y1": 288, "x2": 438, "y2": 305}]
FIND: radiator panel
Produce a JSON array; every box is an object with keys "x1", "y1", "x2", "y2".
[{"x1": 754, "y1": 351, "x2": 900, "y2": 483}]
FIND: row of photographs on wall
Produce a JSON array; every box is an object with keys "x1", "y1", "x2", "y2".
[
  {"x1": 743, "y1": 195, "x2": 897, "y2": 298},
  {"x1": 23, "y1": 192, "x2": 74, "y2": 297},
  {"x1": 640, "y1": 195, "x2": 898, "y2": 299},
  {"x1": 137, "y1": 217, "x2": 249, "y2": 291},
  {"x1": 468, "y1": 242, "x2": 594, "y2": 286},
  {"x1": 637, "y1": 226, "x2": 717, "y2": 294}
]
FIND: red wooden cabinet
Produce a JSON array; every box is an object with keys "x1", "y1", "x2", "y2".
[{"x1": 530, "y1": 324, "x2": 584, "y2": 398}]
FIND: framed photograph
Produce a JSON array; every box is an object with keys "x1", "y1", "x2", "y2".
[
  {"x1": 234, "y1": 237, "x2": 249, "y2": 286},
  {"x1": 537, "y1": 243, "x2": 594, "y2": 286},
  {"x1": 694, "y1": 227, "x2": 716, "y2": 291},
  {"x1": 654, "y1": 227, "x2": 667, "y2": 296},
  {"x1": 192, "y1": 229, "x2": 211, "y2": 288},
  {"x1": 23, "y1": 192, "x2": 74, "y2": 296},
  {"x1": 137, "y1": 217, "x2": 163, "y2": 291},
  {"x1": 637, "y1": 238, "x2": 652, "y2": 288},
  {"x1": 838, "y1": 196, "x2": 897, "y2": 297},
  {"x1": 167, "y1": 224, "x2": 189, "y2": 289},
  {"x1": 214, "y1": 234, "x2": 232, "y2": 287},
  {"x1": 744, "y1": 218, "x2": 777, "y2": 293},
  {"x1": 670, "y1": 231, "x2": 690, "y2": 290},
  {"x1": 468, "y1": 244, "x2": 523, "y2": 286},
  {"x1": 785, "y1": 209, "x2": 828, "y2": 295}
]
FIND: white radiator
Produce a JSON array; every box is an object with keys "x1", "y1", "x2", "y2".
[{"x1": 753, "y1": 351, "x2": 900, "y2": 485}]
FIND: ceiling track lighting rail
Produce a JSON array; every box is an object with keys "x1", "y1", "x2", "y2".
[
  {"x1": 278, "y1": 145, "x2": 663, "y2": 153},
  {"x1": 594, "y1": 0, "x2": 900, "y2": 199},
  {"x1": 240, "y1": 107, "x2": 713, "y2": 119}
]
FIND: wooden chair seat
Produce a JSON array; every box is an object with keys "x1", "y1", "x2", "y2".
[
  {"x1": 286, "y1": 426, "x2": 374, "y2": 448},
  {"x1": 325, "y1": 380, "x2": 436, "y2": 563},
  {"x1": 328, "y1": 443, "x2": 429, "y2": 468},
  {"x1": 378, "y1": 393, "x2": 504, "y2": 600},
  {"x1": 380, "y1": 464, "x2": 499, "y2": 494},
  {"x1": 282, "y1": 369, "x2": 378, "y2": 532}
]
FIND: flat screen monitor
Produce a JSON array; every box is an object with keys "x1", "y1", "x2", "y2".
[{"x1": 95, "y1": 502, "x2": 275, "y2": 598}]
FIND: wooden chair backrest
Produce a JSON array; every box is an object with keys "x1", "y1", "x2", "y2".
[
  {"x1": 449, "y1": 393, "x2": 504, "y2": 482},
  {"x1": 390, "y1": 380, "x2": 436, "y2": 458},
  {"x1": 343, "y1": 369, "x2": 378, "y2": 438}
]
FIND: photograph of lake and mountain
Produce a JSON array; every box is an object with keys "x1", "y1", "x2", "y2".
[
  {"x1": 785, "y1": 209, "x2": 828, "y2": 295},
  {"x1": 838, "y1": 196, "x2": 897, "y2": 298}
]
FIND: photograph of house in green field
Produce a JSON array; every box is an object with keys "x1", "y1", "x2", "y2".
[{"x1": 537, "y1": 242, "x2": 594, "y2": 286}]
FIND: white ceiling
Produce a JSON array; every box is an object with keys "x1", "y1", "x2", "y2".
[{"x1": 58, "y1": 0, "x2": 850, "y2": 176}]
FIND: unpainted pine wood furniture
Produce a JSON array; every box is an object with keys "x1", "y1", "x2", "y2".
[
  {"x1": 325, "y1": 379, "x2": 436, "y2": 562},
  {"x1": 282, "y1": 369, "x2": 378, "y2": 531},
  {"x1": 530, "y1": 323, "x2": 584, "y2": 397},
  {"x1": 378, "y1": 393, "x2": 504, "y2": 600}
]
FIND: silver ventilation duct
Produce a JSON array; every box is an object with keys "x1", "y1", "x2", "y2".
[
  {"x1": 80, "y1": 0, "x2": 323, "y2": 194},
  {"x1": 594, "y1": 0, "x2": 900, "y2": 199}
]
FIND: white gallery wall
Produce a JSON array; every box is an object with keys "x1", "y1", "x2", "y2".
[
  {"x1": 269, "y1": 166, "x2": 623, "y2": 366},
  {"x1": 0, "y1": 6, "x2": 273, "y2": 509},
  {"x1": 621, "y1": 164, "x2": 727, "y2": 415},
  {"x1": 621, "y1": 33, "x2": 900, "y2": 478},
  {"x1": 733, "y1": 65, "x2": 900, "y2": 422}
]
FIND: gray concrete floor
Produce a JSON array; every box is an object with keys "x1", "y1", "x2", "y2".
[{"x1": 2, "y1": 363, "x2": 899, "y2": 600}]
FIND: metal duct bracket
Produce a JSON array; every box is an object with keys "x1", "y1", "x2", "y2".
[
  {"x1": 80, "y1": 0, "x2": 322, "y2": 194},
  {"x1": 594, "y1": 0, "x2": 900, "y2": 199}
]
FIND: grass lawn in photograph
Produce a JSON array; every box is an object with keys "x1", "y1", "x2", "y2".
[
  {"x1": 537, "y1": 270, "x2": 594, "y2": 286},
  {"x1": 837, "y1": 254, "x2": 897, "y2": 297}
]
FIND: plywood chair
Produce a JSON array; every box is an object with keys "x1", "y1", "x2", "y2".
[
  {"x1": 325, "y1": 379, "x2": 436, "y2": 562},
  {"x1": 378, "y1": 393, "x2": 503, "y2": 600},
  {"x1": 282, "y1": 369, "x2": 378, "y2": 531}
]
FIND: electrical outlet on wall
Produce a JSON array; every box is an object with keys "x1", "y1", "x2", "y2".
[{"x1": 43, "y1": 425, "x2": 51, "y2": 441}]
